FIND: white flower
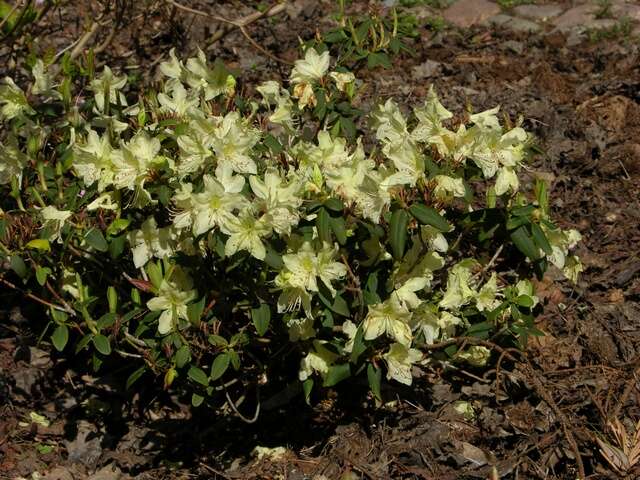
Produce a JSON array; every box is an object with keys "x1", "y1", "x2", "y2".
[
  {"x1": 146, "y1": 268, "x2": 196, "y2": 335},
  {"x1": 476, "y1": 273, "x2": 501, "y2": 312},
  {"x1": 223, "y1": 209, "x2": 271, "y2": 260},
  {"x1": 457, "y1": 346, "x2": 491, "y2": 367},
  {"x1": 290, "y1": 48, "x2": 330, "y2": 84},
  {"x1": 298, "y1": 340, "x2": 338, "y2": 381},
  {"x1": 41, "y1": 206, "x2": 72, "y2": 243},
  {"x1": 0, "y1": 77, "x2": 34, "y2": 119},
  {"x1": 89, "y1": 66, "x2": 127, "y2": 112},
  {"x1": 128, "y1": 217, "x2": 174, "y2": 268},
  {"x1": 439, "y1": 260, "x2": 477, "y2": 310},
  {"x1": 0, "y1": 135, "x2": 28, "y2": 185},
  {"x1": 329, "y1": 71, "x2": 355, "y2": 92},
  {"x1": 362, "y1": 296, "x2": 412, "y2": 346},
  {"x1": 383, "y1": 343, "x2": 422, "y2": 385}
]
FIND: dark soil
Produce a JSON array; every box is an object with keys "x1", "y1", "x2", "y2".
[{"x1": 1, "y1": 1, "x2": 640, "y2": 479}]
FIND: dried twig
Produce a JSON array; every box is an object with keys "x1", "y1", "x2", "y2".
[
  {"x1": 0, "y1": 275, "x2": 76, "y2": 316},
  {"x1": 167, "y1": 0, "x2": 291, "y2": 65},
  {"x1": 224, "y1": 386, "x2": 260, "y2": 424}
]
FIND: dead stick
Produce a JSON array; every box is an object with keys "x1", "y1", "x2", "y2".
[
  {"x1": 0, "y1": 276, "x2": 75, "y2": 316},
  {"x1": 167, "y1": 0, "x2": 291, "y2": 65}
]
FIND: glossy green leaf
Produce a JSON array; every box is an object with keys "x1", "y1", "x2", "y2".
[
  {"x1": 210, "y1": 353, "x2": 230, "y2": 381},
  {"x1": 26, "y1": 238, "x2": 50, "y2": 251},
  {"x1": 84, "y1": 228, "x2": 108, "y2": 252},
  {"x1": 530, "y1": 222, "x2": 552, "y2": 255},
  {"x1": 389, "y1": 209, "x2": 408, "y2": 260},
  {"x1": 316, "y1": 207, "x2": 332, "y2": 244},
  {"x1": 92, "y1": 334, "x2": 111, "y2": 355},
  {"x1": 175, "y1": 345, "x2": 191, "y2": 368},
  {"x1": 409, "y1": 204, "x2": 450, "y2": 232},
  {"x1": 330, "y1": 216, "x2": 347, "y2": 245},
  {"x1": 510, "y1": 225, "x2": 540, "y2": 261},
  {"x1": 251, "y1": 304, "x2": 271, "y2": 336},
  {"x1": 51, "y1": 325, "x2": 69, "y2": 352},
  {"x1": 188, "y1": 366, "x2": 209, "y2": 386},
  {"x1": 187, "y1": 296, "x2": 206, "y2": 326},
  {"x1": 367, "y1": 364, "x2": 382, "y2": 401},
  {"x1": 322, "y1": 363, "x2": 351, "y2": 387}
]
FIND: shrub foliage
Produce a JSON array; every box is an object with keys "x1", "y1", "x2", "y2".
[{"x1": 0, "y1": 47, "x2": 582, "y2": 409}]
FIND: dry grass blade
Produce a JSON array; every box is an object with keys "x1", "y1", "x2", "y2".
[{"x1": 596, "y1": 418, "x2": 640, "y2": 473}]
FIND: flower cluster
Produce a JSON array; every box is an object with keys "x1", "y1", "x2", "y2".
[{"x1": 0, "y1": 46, "x2": 581, "y2": 400}]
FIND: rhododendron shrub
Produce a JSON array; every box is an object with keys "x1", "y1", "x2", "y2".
[{"x1": 0, "y1": 48, "x2": 581, "y2": 409}]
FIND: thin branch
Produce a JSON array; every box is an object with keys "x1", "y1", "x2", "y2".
[
  {"x1": 0, "y1": 275, "x2": 76, "y2": 316},
  {"x1": 0, "y1": 0, "x2": 22, "y2": 32},
  {"x1": 68, "y1": 21, "x2": 100, "y2": 60},
  {"x1": 224, "y1": 386, "x2": 260, "y2": 424},
  {"x1": 167, "y1": 0, "x2": 292, "y2": 65}
]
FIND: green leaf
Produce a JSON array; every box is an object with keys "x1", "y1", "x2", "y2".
[
  {"x1": 465, "y1": 321, "x2": 493, "y2": 338},
  {"x1": 188, "y1": 366, "x2": 209, "y2": 386},
  {"x1": 324, "y1": 197, "x2": 344, "y2": 212},
  {"x1": 191, "y1": 393, "x2": 205, "y2": 407},
  {"x1": 175, "y1": 345, "x2": 191, "y2": 368},
  {"x1": 92, "y1": 334, "x2": 111, "y2": 355},
  {"x1": 506, "y1": 214, "x2": 530, "y2": 231},
  {"x1": 316, "y1": 208, "x2": 332, "y2": 244},
  {"x1": 26, "y1": 239, "x2": 51, "y2": 251},
  {"x1": 367, "y1": 52, "x2": 391, "y2": 69},
  {"x1": 389, "y1": 209, "x2": 408, "y2": 260},
  {"x1": 331, "y1": 294, "x2": 351, "y2": 317},
  {"x1": 511, "y1": 204, "x2": 536, "y2": 217},
  {"x1": 409, "y1": 204, "x2": 450, "y2": 232},
  {"x1": 510, "y1": 225, "x2": 541, "y2": 261},
  {"x1": 208, "y1": 335, "x2": 228, "y2": 347},
  {"x1": 330, "y1": 216, "x2": 347, "y2": 245},
  {"x1": 35, "y1": 266, "x2": 51, "y2": 286},
  {"x1": 96, "y1": 312, "x2": 118, "y2": 329},
  {"x1": 106, "y1": 218, "x2": 130, "y2": 236},
  {"x1": 51, "y1": 325, "x2": 69, "y2": 352},
  {"x1": 339, "y1": 116, "x2": 356, "y2": 140},
  {"x1": 84, "y1": 228, "x2": 108, "y2": 252},
  {"x1": 251, "y1": 304, "x2": 271, "y2": 336},
  {"x1": 187, "y1": 296, "x2": 206, "y2": 326},
  {"x1": 303, "y1": 378, "x2": 313, "y2": 404},
  {"x1": 264, "y1": 134, "x2": 283, "y2": 154},
  {"x1": 126, "y1": 366, "x2": 146, "y2": 389},
  {"x1": 530, "y1": 223, "x2": 552, "y2": 256},
  {"x1": 10, "y1": 255, "x2": 27, "y2": 278},
  {"x1": 349, "y1": 326, "x2": 366, "y2": 363},
  {"x1": 229, "y1": 350, "x2": 241, "y2": 371},
  {"x1": 367, "y1": 364, "x2": 382, "y2": 401},
  {"x1": 323, "y1": 29, "x2": 347, "y2": 43},
  {"x1": 515, "y1": 294, "x2": 534, "y2": 308},
  {"x1": 323, "y1": 363, "x2": 351, "y2": 387},
  {"x1": 210, "y1": 353, "x2": 230, "y2": 381},
  {"x1": 75, "y1": 334, "x2": 93, "y2": 354},
  {"x1": 146, "y1": 262, "x2": 163, "y2": 290}
]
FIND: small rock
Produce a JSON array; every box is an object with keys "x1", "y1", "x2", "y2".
[
  {"x1": 88, "y1": 464, "x2": 128, "y2": 480},
  {"x1": 513, "y1": 4, "x2": 564, "y2": 21},
  {"x1": 411, "y1": 59, "x2": 442, "y2": 79},
  {"x1": 443, "y1": 0, "x2": 501, "y2": 28},
  {"x1": 286, "y1": 0, "x2": 316, "y2": 20},
  {"x1": 613, "y1": 2, "x2": 640, "y2": 22},
  {"x1": 502, "y1": 40, "x2": 524, "y2": 54},
  {"x1": 42, "y1": 467, "x2": 75, "y2": 480},
  {"x1": 553, "y1": 4, "x2": 596, "y2": 31},
  {"x1": 64, "y1": 421, "x2": 103, "y2": 468},
  {"x1": 488, "y1": 14, "x2": 541, "y2": 32},
  {"x1": 589, "y1": 18, "x2": 618, "y2": 30}
]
